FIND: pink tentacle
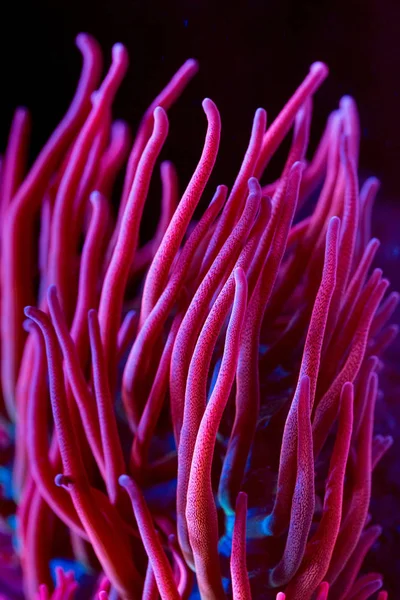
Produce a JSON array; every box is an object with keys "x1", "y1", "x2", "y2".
[
  {"x1": 1, "y1": 33, "x2": 102, "y2": 420},
  {"x1": 231, "y1": 492, "x2": 251, "y2": 600},
  {"x1": 99, "y1": 106, "x2": 169, "y2": 393},
  {"x1": 119, "y1": 475, "x2": 180, "y2": 600},
  {"x1": 140, "y1": 98, "x2": 221, "y2": 323},
  {"x1": 186, "y1": 268, "x2": 247, "y2": 598}
]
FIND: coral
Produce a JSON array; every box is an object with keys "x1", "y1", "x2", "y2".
[{"x1": 0, "y1": 33, "x2": 395, "y2": 600}]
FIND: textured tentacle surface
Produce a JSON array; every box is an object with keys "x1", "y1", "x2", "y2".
[{"x1": 0, "y1": 37, "x2": 395, "y2": 600}]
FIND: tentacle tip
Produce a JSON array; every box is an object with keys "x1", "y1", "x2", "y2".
[
  {"x1": 202, "y1": 97, "x2": 217, "y2": 113},
  {"x1": 112, "y1": 42, "x2": 128, "y2": 64},
  {"x1": 47, "y1": 284, "x2": 58, "y2": 303},
  {"x1": 55, "y1": 474, "x2": 73, "y2": 489},
  {"x1": 291, "y1": 160, "x2": 305, "y2": 177},
  {"x1": 153, "y1": 105, "x2": 168, "y2": 124},
  {"x1": 342, "y1": 380, "x2": 353, "y2": 393},
  {"x1": 161, "y1": 159, "x2": 173, "y2": 170},
  {"x1": 370, "y1": 237, "x2": 381, "y2": 249},
  {"x1": 368, "y1": 175, "x2": 381, "y2": 190},
  {"x1": 15, "y1": 106, "x2": 29, "y2": 118},
  {"x1": 23, "y1": 306, "x2": 34, "y2": 318},
  {"x1": 391, "y1": 291, "x2": 400, "y2": 301},
  {"x1": 233, "y1": 266, "x2": 246, "y2": 282},
  {"x1": 329, "y1": 214, "x2": 341, "y2": 230},
  {"x1": 340, "y1": 94, "x2": 355, "y2": 107},
  {"x1": 90, "y1": 190, "x2": 103, "y2": 204},
  {"x1": 310, "y1": 61, "x2": 329, "y2": 78},
  {"x1": 248, "y1": 176, "x2": 261, "y2": 193},
  {"x1": 255, "y1": 106, "x2": 267, "y2": 118},
  {"x1": 75, "y1": 32, "x2": 91, "y2": 48},
  {"x1": 118, "y1": 474, "x2": 131, "y2": 487},
  {"x1": 87, "y1": 308, "x2": 98, "y2": 326},
  {"x1": 185, "y1": 58, "x2": 199, "y2": 72},
  {"x1": 236, "y1": 491, "x2": 248, "y2": 512},
  {"x1": 216, "y1": 184, "x2": 229, "y2": 196}
]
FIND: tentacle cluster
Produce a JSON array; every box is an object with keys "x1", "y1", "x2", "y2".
[{"x1": 0, "y1": 34, "x2": 395, "y2": 600}]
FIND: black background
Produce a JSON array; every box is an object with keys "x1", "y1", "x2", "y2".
[
  {"x1": 1, "y1": 0, "x2": 400, "y2": 597},
  {"x1": 1, "y1": 0, "x2": 400, "y2": 201}
]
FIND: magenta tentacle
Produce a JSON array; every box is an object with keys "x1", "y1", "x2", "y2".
[
  {"x1": 71, "y1": 117, "x2": 110, "y2": 236},
  {"x1": 353, "y1": 357, "x2": 378, "y2": 441},
  {"x1": 231, "y1": 492, "x2": 251, "y2": 600},
  {"x1": 357, "y1": 177, "x2": 380, "y2": 257},
  {"x1": 170, "y1": 178, "x2": 260, "y2": 451},
  {"x1": 123, "y1": 184, "x2": 226, "y2": 435},
  {"x1": 24, "y1": 491, "x2": 53, "y2": 599},
  {"x1": 47, "y1": 286, "x2": 105, "y2": 474},
  {"x1": 219, "y1": 163, "x2": 308, "y2": 516},
  {"x1": 140, "y1": 98, "x2": 221, "y2": 324},
  {"x1": 131, "y1": 160, "x2": 178, "y2": 277},
  {"x1": 315, "y1": 582, "x2": 330, "y2": 600},
  {"x1": 346, "y1": 573, "x2": 383, "y2": 600},
  {"x1": 330, "y1": 525, "x2": 382, "y2": 600},
  {"x1": 370, "y1": 291, "x2": 400, "y2": 338},
  {"x1": 26, "y1": 324, "x2": 88, "y2": 539},
  {"x1": 325, "y1": 373, "x2": 377, "y2": 585},
  {"x1": 186, "y1": 268, "x2": 247, "y2": 598},
  {"x1": 142, "y1": 563, "x2": 158, "y2": 600},
  {"x1": 95, "y1": 120, "x2": 131, "y2": 198},
  {"x1": 25, "y1": 306, "x2": 142, "y2": 599},
  {"x1": 119, "y1": 475, "x2": 180, "y2": 600},
  {"x1": 1, "y1": 33, "x2": 102, "y2": 420},
  {"x1": 130, "y1": 311, "x2": 182, "y2": 473},
  {"x1": 313, "y1": 279, "x2": 388, "y2": 457},
  {"x1": 269, "y1": 376, "x2": 314, "y2": 588},
  {"x1": 88, "y1": 309, "x2": 126, "y2": 504},
  {"x1": 255, "y1": 62, "x2": 328, "y2": 177},
  {"x1": 116, "y1": 59, "x2": 198, "y2": 230},
  {"x1": 264, "y1": 105, "x2": 337, "y2": 204},
  {"x1": 176, "y1": 273, "x2": 241, "y2": 568},
  {"x1": 117, "y1": 310, "x2": 138, "y2": 360},
  {"x1": 168, "y1": 533, "x2": 194, "y2": 600},
  {"x1": 0, "y1": 42, "x2": 395, "y2": 600},
  {"x1": 371, "y1": 434, "x2": 393, "y2": 470},
  {"x1": 284, "y1": 383, "x2": 353, "y2": 599},
  {"x1": 200, "y1": 107, "x2": 266, "y2": 275},
  {"x1": 0, "y1": 107, "x2": 30, "y2": 218},
  {"x1": 99, "y1": 106, "x2": 169, "y2": 395},
  {"x1": 49, "y1": 43, "x2": 128, "y2": 318},
  {"x1": 340, "y1": 96, "x2": 360, "y2": 168},
  {"x1": 69, "y1": 191, "x2": 109, "y2": 361},
  {"x1": 324, "y1": 134, "x2": 359, "y2": 343},
  {"x1": 250, "y1": 216, "x2": 339, "y2": 535}
]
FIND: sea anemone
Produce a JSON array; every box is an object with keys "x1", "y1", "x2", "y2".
[{"x1": 0, "y1": 33, "x2": 396, "y2": 600}]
